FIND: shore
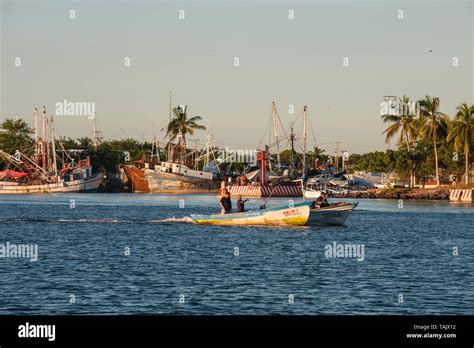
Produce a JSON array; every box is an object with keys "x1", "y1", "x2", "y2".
[{"x1": 344, "y1": 188, "x2": 453, "y2": 200}]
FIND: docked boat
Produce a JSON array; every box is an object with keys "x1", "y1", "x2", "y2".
[
  {"x1": 191, "y1": 201, "x2": 313, "y2": 226},
  {"x1": 122, "y1": 103, "x2": 221, "y2": 193},
  {"x1": 122, "y1": 161, "x2": 220, "y2": 193},
  {"x1": 144, "y1": 162, "x2": 220, "y2": 193},
  {"x1": 303, "y1": 182, "x2": 324, "y2": 199},
  {"x1": 121, "y1": 164, "x2": 150, "y2": 193},
  {"x1": 0, "y1": 159, "x2": 103, "y2": 194},
  {"x1": 0, "y1": 107, "x2": 103, "y2": 194}
]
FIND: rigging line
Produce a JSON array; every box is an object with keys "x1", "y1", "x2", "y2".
[
  {"x1": 295, "y1": 142, "x2": 306, "y2": 153},
  {"x1": 273, "y1": 107, "x2": 288, "y2": 139},
  {"x1": 256, "y1": 115, "x2": 272, "y2": 149},
  {"x1": 291, "y1": 109, "x2": 304, "y2": 125},
  {"x1": 204, "y1": 134, "x2": 235, "y2": 148},
  {"x1": 57, "y1": 138, "x2": 74, "y2": 163},
  {"x1": 307, "y1": 112, "x2": 318, "y2": 147}
]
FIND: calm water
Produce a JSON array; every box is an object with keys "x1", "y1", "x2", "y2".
[{"x1": 0, "y1": 194, "x2": 473, "y2": 315}]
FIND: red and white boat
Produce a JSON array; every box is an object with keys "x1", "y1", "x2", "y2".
[{"x1": 0, "y1": 107, "x2": 103, "y2": 194}]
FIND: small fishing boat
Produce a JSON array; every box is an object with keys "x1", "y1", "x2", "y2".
[
  {"x1": 191, "y1": 201, "x2": 313, "y2": 226},
  {"x1": 303, "y1": 182, "x2": 324, "y2": 199},
  {"x1": 308, "y1": 202, "x2": 358, "y2": 226}
]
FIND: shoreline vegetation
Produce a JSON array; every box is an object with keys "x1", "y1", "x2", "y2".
[
  {"x1": 0, "y1": 96, "x2": 473, "y2": 200},
  {"x1": 346, "y1": 187, "x2": 453, "y2": 200}
]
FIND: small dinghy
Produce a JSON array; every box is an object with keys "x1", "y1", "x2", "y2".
[{"x1": 191, "y1": 201, "x2": 313, "y2": 226}]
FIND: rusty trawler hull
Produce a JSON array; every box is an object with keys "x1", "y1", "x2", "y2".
[
  {"x1": 122, "y1": 164, "x2": 219, "y2": 194},
  {"x1": 144, "y1": 168, "x2": 220, "y2": 193},
  {"x1": 122, "y1": 165, "x2": 150, "y2": 193}
]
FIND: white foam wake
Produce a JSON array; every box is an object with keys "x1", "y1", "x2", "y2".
[{"x1": 150, "y1": 216, "x2": 194, "y2": 223}]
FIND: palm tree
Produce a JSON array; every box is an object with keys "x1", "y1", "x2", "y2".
[
  {"x1": 381, "y1": 95, "x2": 418, "y2": 187},
  {"x1": 307, "y1": 146, "x2": 328, "y2": 167},
  {"x1": 165, "y1": 106, "x2": 206, "y2": 163},
  {"x1": 418, "y1": 95, "x2": 449, "y2": 187},
  {"x1": 382, "y1": 95, "x2": 417, "y2": 146},
  {"x1": 77, "y1": 137, "x2": 93, "y2": 151},
  {"x1": 447, "y1": 103, "x2": 474, "y2": 185}
]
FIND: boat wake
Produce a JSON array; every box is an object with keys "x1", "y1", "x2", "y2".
[
  {"x1": 150, "y1": 216, "x2": 194, "y2": 223},
  {"x1": 59, "y1": 218, "x2": 124, "y2": 223},
  {"x1": 0, "y1": 216, "x2": 195, "y2": 224}
]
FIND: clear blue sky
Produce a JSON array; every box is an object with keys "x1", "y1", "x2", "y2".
[{"x1": 1, "y1": 0, "x2": 473, "y2": 155}]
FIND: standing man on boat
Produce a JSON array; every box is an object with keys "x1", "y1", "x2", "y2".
[
  {"x1": 220, "y1": 190, "x2": 232, "y2": 214},
  {"x1": 236, "y1": 195, "x2": 248, "y2": 213}
]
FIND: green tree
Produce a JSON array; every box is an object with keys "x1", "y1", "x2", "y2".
[
  {"x1": 353, "y1": 151, "x2": 395, "y2": 173},
  {"x1": 307, "y1": 146, "x2": 329, "y2": 166},
  {"x1": 381, "y1": 95, "x2": 419, "y2": 187},
  {"x1": 418, "y1": 95, "x2": 450, "y2": 186},
  {"x1": 0, "y1": 119, "x2": 34, "y2": 169},
  {"x1": 381, "y1": 95, "x2": 417, "y2": 147},
  {"x1": 62, "y1": 138, "x2": 79, "y2": 150},
  {"x1": 447, "y1": 103, "x2": 474, "y2": 184},
  {"x1": 165, "y1": 106, "x2": 206, "y2": 163},
  {"x1": 77, "y1": 137, "x2": 94, "y2": 151}
]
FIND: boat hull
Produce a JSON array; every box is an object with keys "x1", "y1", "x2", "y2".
[
  {"x1": 122, "y1": 165, "x2": 150, "y2": 193},
  {"x1": 0, "y1": 174, "x2": 103, "y2": 194},
  {"x1": 145, "y1": 169, "x2": 220, "y2": 193},
  {"x1": 308, "y1": 203, "x2": 357, "y2": 226},
  {"x1": 191, "y1": 202, "x2": 312, "y2": 226},
  {"x1": 303, "y1": 190, "x2": 322, "y2": 199}
]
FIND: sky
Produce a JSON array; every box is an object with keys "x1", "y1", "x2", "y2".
[{"x1": 1, "y1": 0, "x2": 473, "y2": 156}]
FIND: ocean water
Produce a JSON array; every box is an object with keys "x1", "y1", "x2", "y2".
[{"x1": 0, "y1": 194, "x2": 472, "y2": 315}]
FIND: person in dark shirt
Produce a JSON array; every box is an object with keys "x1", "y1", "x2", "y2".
[
  {"x1": 220, "y1": 191, "x2": 232, "y2": 214},
  {"x1": 317, "y1": 191, "x2": 330, "y2": 207},
  {"x1": 236, "y1": 195, "x2": 248, "y2": 213}
]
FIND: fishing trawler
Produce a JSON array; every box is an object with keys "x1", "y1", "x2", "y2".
[
  {"x1": 0, "y1": 107, "x2": 103, "y2": 194},
  {"x1": 226, "y1": 102, "x2": 308, "y2": 198},
  {"x1": 144, "y1": 161, "x2": 219, "y2": 193},
  {"x1": 122, "y1": 132, "x2": 220, "y2": 193},
  {"x1": 122, "y1": 99, "x2": 221, "y2": 193}
]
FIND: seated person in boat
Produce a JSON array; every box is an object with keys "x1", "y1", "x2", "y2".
[
  {"x1": 220, "y1": 191, "x2": 232, "y2": 214},
  {"x1": 236, "y1": 195, "x2": 249, "y2": 213},
  {"x1": 316, "y1": 191, "x2": 330, "y2": 208}
]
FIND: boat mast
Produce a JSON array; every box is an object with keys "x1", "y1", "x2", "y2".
[
  {"x1": 151, "y1": 131, "x2": 160, "y2": 162},
  {"x1": 205, "y1": 133, "x2": 211, "y2": 167},
  {"x1": 194, "y1": 139, "x2": 198, "y2": 169},
  {"x1": 92, "y1": 113, "x2": 102, "y2": 148},
  {"x1": 41, "y1": 106, "x2": 47, "y2": 171},
  {"x1": 50, "y1": 113, "x2": 58, "y2": 176},
  {"x1": 33, "y1": 108, "x2": 39, "y2": 167},
  {"x1": 335, "y1": 140, "x2": 341, "y2": 173},
  {"x1": 289, "y1": 124, "x2": 295, "y2": 170},
  {"x1": 180, "y1": 106, "x2": 187, "y2": 165},
  {"x1": 271, "y1": 101, "x2": 281, "y2": 167},
  {"x1": 303, "y1": 105, "x2": 307, "y2": 180},
  {"x1": 93, "y1": 116, "x2": 97, "y2": 148},
  {"x1": 168, "y1": 91, "x2": 172, "y2": 162}
]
